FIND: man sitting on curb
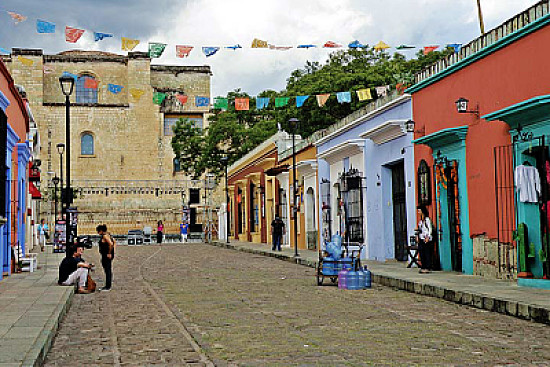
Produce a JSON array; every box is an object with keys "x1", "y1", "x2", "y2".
[{"x1": 58, "y1": 244, "x2": 94, "y2": 294}]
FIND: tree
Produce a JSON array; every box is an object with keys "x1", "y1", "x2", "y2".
[{"x1": 172, "y1": 47, "x2": 454, "y2": 177}]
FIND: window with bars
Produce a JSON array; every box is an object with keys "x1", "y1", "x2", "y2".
[
  {"x1": 340, "y1": 170, "x2": 364, "y2": 243},
  {"x1": 418, "y1": 159, "x2": 431, "y2": 205},
  {"x1": 76, "y1": 75, "x2": 98, "y2": 104}
]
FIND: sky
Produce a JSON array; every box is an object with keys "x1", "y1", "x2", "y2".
[{"x1": 0, "y1": 0, "x2": 541, "y2": 98}]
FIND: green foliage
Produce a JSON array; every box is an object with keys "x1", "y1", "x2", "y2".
[{"x1": 171, "y1": 47, "x2": 454, "y2": 177}]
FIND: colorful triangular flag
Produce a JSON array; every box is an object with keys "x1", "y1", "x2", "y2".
[
  {"x1": 374, "y1": 41, "x2": 390, "y2": 52},
  {"x1": 0, "y1": 48, "x2": 9, "y2": 55},
  {"x1": 251, "y1": 38, "x2": 268, "y2": 48},
  {"x1": 396, "y1": 44, "x2": 415, "y2": 50},
  {"x1": 153, "y1": 92, "x2": 166, "y2": 105},
  {"x1": 356, "y1": 89, "x2": 372, "y2": 101},
  {"x1": 7, "y1": 11, "x2": 27, "y2": 24},
  {"x1": 323, "y1": 41, "x2": 342, "y2": 48},
  {"x1": 195, "y1": 96, "x2": 210, "y2": 107},
  {"x1": 17, "y1": 56, "x2": 33, "y2": 66},
  {"x1": 225, "y1": 44, "x2": 242, "y2": 50},
  {"x1": 121, "y1": 37, "x2": 140, "y2": 51},
  {"x1": 214, "y1": 97, "x2": 228, "y2": 110},
  {"x1": 336, "y1": 91, "x2": 351, "y2": 104},
  {"x1": 65, "y1": 26, "x2": 85, "y2": 43},
  {"x1": 94, "y1": 32, "x2": 113, "y2": 42},
  {"x1": 36, "y1": 20, "x2": 55, "y2": 34},
  {"x1": 176, "y1": 94, "x2": 188, "y2": 105},
  {"x1": 375, "y1": 86, "x2": 389, "y2": 98},
  {"x1": 268, "y1": 44, "x2": 292, "y2": 51},
  {"x1": 149, "y1": 43, "x2": 167, "y2": 58},
  {"x1": 61, "y1": 71, "x2": 78, "y2": 80},
  {"x1": 447, "y1": 43, "x2": 462, "y2": 53},
  {"x1": 316, "y1": 94, "x2": 330, "y2": 107},
  {"x1": 296, "y1": 95, "x2": 309, "y2": 108},
  {"x1": 256, "y1": 97, "x2": 270, "y2": 110},
  {"x1": 423, "y1": 46, "x2": 439, "y2": 55},
  {"x1": 348, "y1": 40, "x2": 366, "y2": 48},
  {"x1": 235, "y1": 98, "x2": 249, "y2": 111},
  {"x1": 297, "y1": 44, "x2": 316, "y2": 49},
  {"x1": 129, "y1": 88, "x2": 145, "y2": 102},
  {"x1": 176, "y1": 45, "x2": 193, "y2": 58},
  {"x1": 202, "y1": 47, "x2": 220, "y2": 57},
  {"x1": 84, "y1": 78, "x2": 99, "y2": 89},
  {"x1": 108, "y1": 84, "x2": 123, "y2": 94},
  {"x1": 275, "y1": 97, "x2": 290, "y2": 108}
]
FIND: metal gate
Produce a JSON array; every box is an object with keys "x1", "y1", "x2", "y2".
[{"x1": 494, "y1": 133, "x2": 549, "y2": 277}]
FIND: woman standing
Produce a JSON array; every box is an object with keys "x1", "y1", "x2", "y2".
[
  {"x1": 96, "y1": 224, "x2": 115, "y2": 291},
  {"x1": 417, "y1": 205, "x2": 433, "y2": 274},
  {"x1": 37, "y1": 219, "x2": 49, "y2": 251},
  {"x1": 157, "y1": 220, "x2": 164, "y2": 244}
]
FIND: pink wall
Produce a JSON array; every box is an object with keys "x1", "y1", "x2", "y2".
[{"x1": 413, "y1": 24, "x2": 550, "y2": 239}]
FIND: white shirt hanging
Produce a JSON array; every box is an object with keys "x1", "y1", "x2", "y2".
[{"x1": 515, "y1": 164, "x2": 541, "y2": 203}]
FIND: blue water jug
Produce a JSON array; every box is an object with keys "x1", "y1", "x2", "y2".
[
  {"x1": 338, "y1": 269, "x2": 348, "y2": 289},
  {"x1": 341, "y1": 257, "x2": 353, "y2": 270},
  {"x1": 327, "y1": 242, "x2": 342, "y2": 260},
  {"x1": 346, "y1": 270, "x2": 359, "y2": 290},
  {"x1": 357, "y1": 269, "x2": 366, "y2": 290},
  {"x1": 331, "y1": 234, "x2": 342, "y2": 247},
  {"x1": 364, "y1": 266, "x2": 372, "y2": 288},
  {"x1": 322, "y1": 257, "x2": 337, "y2": 276}
]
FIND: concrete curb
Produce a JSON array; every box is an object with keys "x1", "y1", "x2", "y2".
[
  {"x1": 21, "y1": 286, "x2": 74, "y2": 367},
  {"x1": 209, "y1": 241, "x2": 550, "y2": 325}
]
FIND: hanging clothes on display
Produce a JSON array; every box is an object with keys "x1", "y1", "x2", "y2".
[{"x1": 515, "y1": 164, "x2": 541, "y2": 203}]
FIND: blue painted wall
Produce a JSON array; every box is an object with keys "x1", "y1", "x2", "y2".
[{"x1": 316, "y1": 97, "x2": 415, "y2": 261}]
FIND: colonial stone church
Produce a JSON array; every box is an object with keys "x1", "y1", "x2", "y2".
[{"x1": 3, "y1": 48, "x2": 212, "y2": 234}]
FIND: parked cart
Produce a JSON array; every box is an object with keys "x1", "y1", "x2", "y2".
[{"x1": 316, "y1": 238, "x2": 363, "y2": 286}]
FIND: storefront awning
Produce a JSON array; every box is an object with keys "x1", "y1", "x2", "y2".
[
  {"x1": 265, "y1": 165, "x2": 289, "y2": 176},
  {"x1": 29, "y1": 181, "x2": 41, "y2": 199},
  {"x1": 483, "y1": 95, "x2": 550, "y2": 130}
]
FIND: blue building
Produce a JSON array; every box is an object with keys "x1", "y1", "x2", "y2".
[{"x1": 315, "y1": 93, "x2": 416, "y2": 262}]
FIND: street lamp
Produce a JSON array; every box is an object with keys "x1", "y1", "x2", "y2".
[
  {"x1": 59, "y1": 75, "x2": 75, "y2": 246},
  {"x1": 56, "y1": 143, "x2": 65, "y2": 210},
  {"x1": 52, "y1": 176, "x2": 60, "y2": 221},
  {"x1": 455, "y1": 97, "x2": 479, "y2": 117},
  {"x1": 220, "y1": 156, "x2": 230, "y2": 243},
  {"x1": 289, "y1": 117, "x2": 299, "y2": 258}
]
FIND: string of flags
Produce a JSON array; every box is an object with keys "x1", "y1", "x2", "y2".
[{"x1": 1, "y1": 8, "x2": 464, "y2": 59}]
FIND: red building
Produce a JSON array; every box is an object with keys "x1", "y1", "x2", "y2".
[
  {"x1": 409, "y1": 1, "x2": 550, "y2": 287},
  {"x1": 0, "y1": 58, "x2": 31, "y2": 279}
]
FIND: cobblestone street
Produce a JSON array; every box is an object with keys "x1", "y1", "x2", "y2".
[{"x1": 45, "y1": 243, "x2": 550, "y2": 366}]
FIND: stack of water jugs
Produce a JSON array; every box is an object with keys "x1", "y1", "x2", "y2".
[{"x1": 324, "y1": 235, "x2": 371, "y2": 290}]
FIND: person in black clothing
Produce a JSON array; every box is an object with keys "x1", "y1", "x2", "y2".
[
  {"x1": 58, "y1": 244, "x2": 94, "y2": 293},
  {"x1": 271, "y1": 216, "x2": 286, "y2": 251},
  {"x1": 97, "y1": 224, "x2": 115, "y2": 291}
]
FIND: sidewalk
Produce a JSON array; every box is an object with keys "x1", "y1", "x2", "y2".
[
  {"x1": 0, "y1": 250, "x2": 71, "y2": 367},
  {"x1": 211, "y1": 241, "x2": 550, "y2": 325}
]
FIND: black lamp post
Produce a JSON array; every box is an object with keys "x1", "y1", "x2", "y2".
[
  {"x1": 56, "y1": 143, "x2": 65, "y2": 211},
  {"x1": 52, "y1": 176, "x2": 60, "y2": 221},
  {"x1": 220, "y1": 156, "x2": 230, "y2": 243},
  {"x1": 59, "y1": 75, "x2": 75, "y2": 245},
  {"x1": 289, "y1": 118, "x2": 299, "y2": 258}
]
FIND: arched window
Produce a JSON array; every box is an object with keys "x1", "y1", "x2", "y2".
[
  {"x1": 76, "y1": 74, "x2": 98, "y2": 104},
  {"x1": 418, "y1": 159, "x2": 431, "y2": 205},
  {"x1": 81, "y1": 133, "x2": 94, "y2": 155}
]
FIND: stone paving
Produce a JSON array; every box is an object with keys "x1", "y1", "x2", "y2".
[
  {"x1": 43, "y1": 243, "x2": 550, "y2": 366},
  {"x1": 0, "y1": 250, "x2": 70, "y2": 367},
  {"x1": 44, "y1": 245, "x2": 212, "y2": 367}
]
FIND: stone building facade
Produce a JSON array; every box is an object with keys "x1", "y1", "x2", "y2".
[{"x1": 3, "y1": 48, "x2": 212, "y2": 234}]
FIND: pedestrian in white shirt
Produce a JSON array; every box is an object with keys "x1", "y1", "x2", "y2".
[{"x1": 37, "y1": 219, "x2": 49, "y2": 251}]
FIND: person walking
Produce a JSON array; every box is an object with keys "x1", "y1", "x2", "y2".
[
  {"x1": 271, "y1": 216, "x2": 285, "y2": 251},
  {"x1": 180, "y1": 221, "x2": 188, "y2": 243},
  {"x1": 37, "y1": 219, "x2": 49, "y2": 251},
  {"x1": 96, "y1": 224, "x2": 115, "y2": 291},
  {"x1": 417, "y1": 205, "x2": 434, "y2": 274},
  {"x1": 157, "y1": 220, "x2": 164, "y2": 244}
]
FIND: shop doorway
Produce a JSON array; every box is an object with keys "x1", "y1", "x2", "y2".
[
  {"x1": 435, "y1": 160, "x2": 462, "y2": 272},
  {"x1": 237, "y1": 188, "x2": 243, "y2": 235},
  {"x1": 391, "y1": 162, "x2": 408, "y2": 261}
]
